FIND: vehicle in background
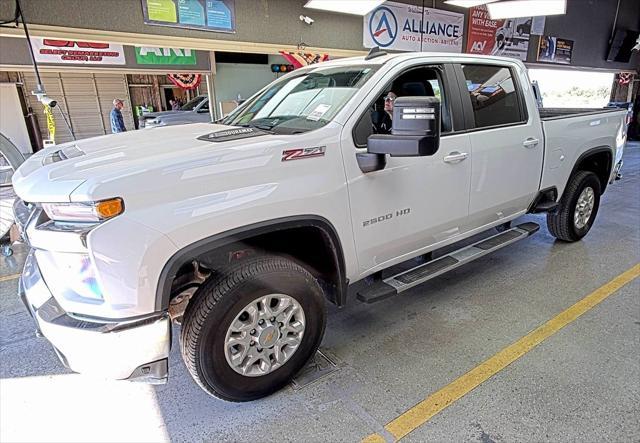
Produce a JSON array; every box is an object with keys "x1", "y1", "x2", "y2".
[
  {"x1": 140, "y1": 95, "x2": 211, "y2": 128},
  {"x1": 12, "y1": 51, "x2": 628, "y2": 402}
]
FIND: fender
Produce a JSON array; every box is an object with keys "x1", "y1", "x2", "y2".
[
  {"x1": 566, "y1": 146, "x2": 614, "y2": 196},
  {"x1": 155, "y1": 215, "x2": 348, "y2": 310}
]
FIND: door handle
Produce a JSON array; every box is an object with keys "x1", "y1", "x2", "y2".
[
  {"x1": 443, "y1": 151, "x2": 468, "y2": 164},
  {"x1": 523, "y1": 138, "x2": 539, "y2": 148}
]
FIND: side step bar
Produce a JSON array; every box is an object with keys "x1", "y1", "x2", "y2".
[{"x1": 357, "y1": 222, "x2": 540, "y2": 304}]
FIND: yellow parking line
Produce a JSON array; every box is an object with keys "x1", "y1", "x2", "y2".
[
  {"x1": 0, "y1": 273, "x2": 21, "y2": 283},
  {"x1": 364, "y1": 263, "x2": 640, "y2": 442}
]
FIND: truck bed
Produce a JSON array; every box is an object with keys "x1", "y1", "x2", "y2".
[
  {"x1": 539, "y1": 107, "x2": 621, "y2": 120},
  {"x1": 539, "y1": 108, "x2": 627, "y2": 197}
]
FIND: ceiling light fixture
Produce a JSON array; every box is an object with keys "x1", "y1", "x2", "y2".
[
  {"x1": 487, "y1": 0, "x2": 566, "y2": 19},
  {"x1": 443, "y1": 0, "x2": 500, "y2": 7},
  {"x1": 303, "y1": 0, "x2": 386, "y2": 16}
]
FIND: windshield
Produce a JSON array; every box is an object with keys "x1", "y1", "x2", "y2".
[
  {"x1": 222, "y1": 65, "x2": 379, "y2": 134},
  {"x1": 181, "y1": 96, "x2": 206, "y2": 111}
]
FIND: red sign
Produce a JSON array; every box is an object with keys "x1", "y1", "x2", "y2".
[
  {"x1": 31, "y1": 38, "x2": 126, "y2": 64},
  {"x1": 465, "y1": 5, "x2": 531, "y2": 61}
]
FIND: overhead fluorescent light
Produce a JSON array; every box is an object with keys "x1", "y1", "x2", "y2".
[
  {"x1": 443, "y1": 0, "x2": 500, "y2": 7},
  {"x1": 304, "y1": 0, "x2": 386, "y2": 16},
  {"x1": 487, "y1": 0, "x2": 566, "y2": 19}
]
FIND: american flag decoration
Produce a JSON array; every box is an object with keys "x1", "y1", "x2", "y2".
[
  {"x1": 167, "y1": 73, "x2": 202, "y2": 90},
  {"x1": 279, "y1": 51, "x2": 329, "y2": 69}
]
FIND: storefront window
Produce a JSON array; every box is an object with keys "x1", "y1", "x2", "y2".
[
  {"x1": 222, "y1": 65, "x2": 379, "y2": 134},
  {"x1": 528, "y1": 68, "x2": 614, "y2": 108}
]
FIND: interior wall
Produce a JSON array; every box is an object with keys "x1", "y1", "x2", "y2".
[
  {"x1": 214, "y1": 54, "x2": 287, "y2": 107},
  {"x1": 1, "y1": 0, "x2": 638, "y2": 70}
]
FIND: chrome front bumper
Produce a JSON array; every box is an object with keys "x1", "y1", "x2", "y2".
[{"x1": 19, "y1": 250, "x2": 171, "y2": 383}]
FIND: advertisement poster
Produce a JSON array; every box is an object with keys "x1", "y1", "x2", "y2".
[
  {"x1": 135, "y1": 46, "x2": 197, "y2": 65},
  {"x1": 31, "y1": 38, "x2": 125, "y2": 64},
  {"x1": 465, "y1": 5, "x2": 538, "y2": 60},
  {"x1": 142, "y1": 0, "x2": 235, "y2": 33},
  {"x1": 363, "y1": 1, "x2": 464, "y2": 52},
  {"x1": 537, "y1": 36, "x2": 574, "y2": 64}
]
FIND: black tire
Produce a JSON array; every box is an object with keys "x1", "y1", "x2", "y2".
[
  {"x1": 547, "y1": 170, "x2": 601, "y2": 242},
  {"x1": 180, "y1": 255, "x2": 326, "y2": 401}
]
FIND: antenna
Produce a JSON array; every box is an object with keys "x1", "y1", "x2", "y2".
[{"x1": 365, "y1": 46, "x2": 388, "y2": 61}]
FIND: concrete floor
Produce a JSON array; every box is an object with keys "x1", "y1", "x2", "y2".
[{"x1": 1, "y1": 143, "x2": 639, "y2": 442}]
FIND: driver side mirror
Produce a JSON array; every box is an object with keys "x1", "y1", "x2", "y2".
[{"x1": 368, "y1": 96, "x2": 440, "y2": 157}]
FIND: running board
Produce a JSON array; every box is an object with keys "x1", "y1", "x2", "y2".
[{"x1": 356, "y1": 222, "x2": 539, "y2": 304}]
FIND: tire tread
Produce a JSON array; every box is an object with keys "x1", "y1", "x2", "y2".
[{"x1": 180, "y1": 255, "x2": 321, "y2": 401}]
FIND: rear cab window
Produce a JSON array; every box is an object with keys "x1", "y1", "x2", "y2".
[{"x1": 460, "y1": 64, "x2": 527, "y2": 129}]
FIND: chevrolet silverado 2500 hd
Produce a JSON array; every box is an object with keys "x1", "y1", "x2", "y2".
[{"x1": 12, "y1": 52, "x2": 626, "y2": 401}]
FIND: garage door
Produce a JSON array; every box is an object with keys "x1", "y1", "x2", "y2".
[{"x1": 22, "y1": 72, "x2": 134, "y2": 145}]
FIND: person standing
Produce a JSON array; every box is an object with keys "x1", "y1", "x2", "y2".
[{"x1": 110, "y1": 98, "x2": 126, "y2": 133}]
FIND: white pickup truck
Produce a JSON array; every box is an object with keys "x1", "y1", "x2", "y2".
[{"x1": 13, "y1": 51, "x2": 626, "y2": 402}]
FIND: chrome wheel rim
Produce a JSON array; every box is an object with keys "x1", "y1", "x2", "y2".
[
  {"x1": 574, "y1": 186, "x2": 595, "y2": 229},
  {"x1": 224, "y1": 293, "x2": 306, "y2": 377}
]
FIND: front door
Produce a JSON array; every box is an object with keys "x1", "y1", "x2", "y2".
[{"x1": 342, "y1": 64, "x2": 472, "y2": 276}]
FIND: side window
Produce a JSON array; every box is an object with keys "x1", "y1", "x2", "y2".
[
  {"x1": 353, "y1": 66, "x2": 448, "y2": 147},
  {"x1": 461, "y1": 64, "x2": 525, "y2": 128}
]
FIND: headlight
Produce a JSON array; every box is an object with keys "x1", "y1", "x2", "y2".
[
  {"x1": 42, "y1": 198, "x2": 124, "y2": 223},
  {"x1": 36, "y1": 251, "x2": 103, "y2": 302}
]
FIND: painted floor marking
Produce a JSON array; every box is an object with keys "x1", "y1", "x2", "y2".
[{"x1": 363, "y1": 263, "x2": 640, "y2": 442}]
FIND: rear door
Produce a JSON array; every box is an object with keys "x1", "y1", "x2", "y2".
[{"x1": 456, "y1": 63, "x2": 544, "y2": 228}]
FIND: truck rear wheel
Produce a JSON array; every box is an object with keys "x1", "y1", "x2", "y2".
[
  {"x1": 546, "y1": 170, "x2": 601, "y2": 242},
  {"x1": 180, "y1": 255, "x2": 326, "y2": 401}
]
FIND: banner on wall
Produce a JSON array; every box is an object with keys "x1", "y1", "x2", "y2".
[
  {"x1": 142, "y1": 0, "x2": 235, "y2": 33},
  {"x1": 31, "y1": 38, "x2": 125, "y2": 64},
  {"x1": 537, "y1": 36, "x2": 574, "y2": 65},
  {"x1": 135, "y1": 46, "x2": 197, "y2": 65},
  {"x1": 363, "y1": 1, "x2": 464, "y2": 52},
  {"x1": 465, "y1": 5, "x2": 545, "y2": 60}
]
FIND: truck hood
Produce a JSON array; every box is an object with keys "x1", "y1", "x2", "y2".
[{"x1": 12, "y1": 123, "x2": 274, "y2": 203}]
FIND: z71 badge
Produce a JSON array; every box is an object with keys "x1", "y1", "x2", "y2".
[{"x1": 282, "y1": 146, "x2": 326, "y2": 161}]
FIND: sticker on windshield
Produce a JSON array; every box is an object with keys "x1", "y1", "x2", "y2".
[{"x1": 306, "y1": 104, "x2": 331, "y2": 121}]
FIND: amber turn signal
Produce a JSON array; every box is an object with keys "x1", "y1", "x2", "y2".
[{"x1": 95, "y1": 198, "x2": 124, "y2": 219}]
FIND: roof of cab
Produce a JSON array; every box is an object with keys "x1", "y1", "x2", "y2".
[{"x1": 317, "y1": 51, "x2": 526, "y2": 68}]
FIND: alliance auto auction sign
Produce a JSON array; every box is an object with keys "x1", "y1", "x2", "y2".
[
  {"x1": 31, "y1": 38, "x2": 125, "y2": 64},
  {"x1": 363, "y1": 2, "x2": 464, "y2": 52}
]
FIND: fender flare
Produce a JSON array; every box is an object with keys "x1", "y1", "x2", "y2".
[
  {"x1": 155, "y1": 215, "x2": 348, "y2": 310},
  {"x1": 566, "y1": 146, "x2": 614, "y2": 196}
]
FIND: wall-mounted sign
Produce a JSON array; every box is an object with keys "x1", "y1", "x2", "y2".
[
  {"x1": 537, "y1": 36, "x2": 574, "y2": 65},
  {"x1": 465, "y1": 5, "x2": 544, "y2": 60},
  {"x1": 363, "y1": 2, "x2": 464, "y2": 53},
  {"x1": 31, "y1": 38, "x2": 125, "y2": 64},
  {"x1": 141, "y1": 0, "x2": 235, "y2": 33},
  {"x1": 135, "y1": 46, "x2": 197, "y2": 65}
]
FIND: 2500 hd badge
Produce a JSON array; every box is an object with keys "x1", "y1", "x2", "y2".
[{"x1": 363, "y1": 208, "x2": 411, "y2": 227}]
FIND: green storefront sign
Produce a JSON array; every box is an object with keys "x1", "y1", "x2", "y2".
[{"x1": 135, "y1": 46, "x2": 197, "y2": 65}]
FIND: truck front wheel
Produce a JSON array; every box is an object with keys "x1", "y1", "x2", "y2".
[
  {"x1": 547, "y1": 170, "x2": 601, "y2": 242},
  {"x1": 180, "y1": 255, "x2": 326, "y2": 401}
]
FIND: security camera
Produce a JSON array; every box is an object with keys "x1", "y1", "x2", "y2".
[
  {"x1": 299, "y1": 15, "x2": 314, "y2": 25},
  {"x1": 39, "y1": 96, "x2": 57, "y2": 107},
  {"x1": 32, "y1": 90, "x2": 57, "y2": 107},
  {"x1": 632, "y1": 35, "x2": 640, "y2": 52}
]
